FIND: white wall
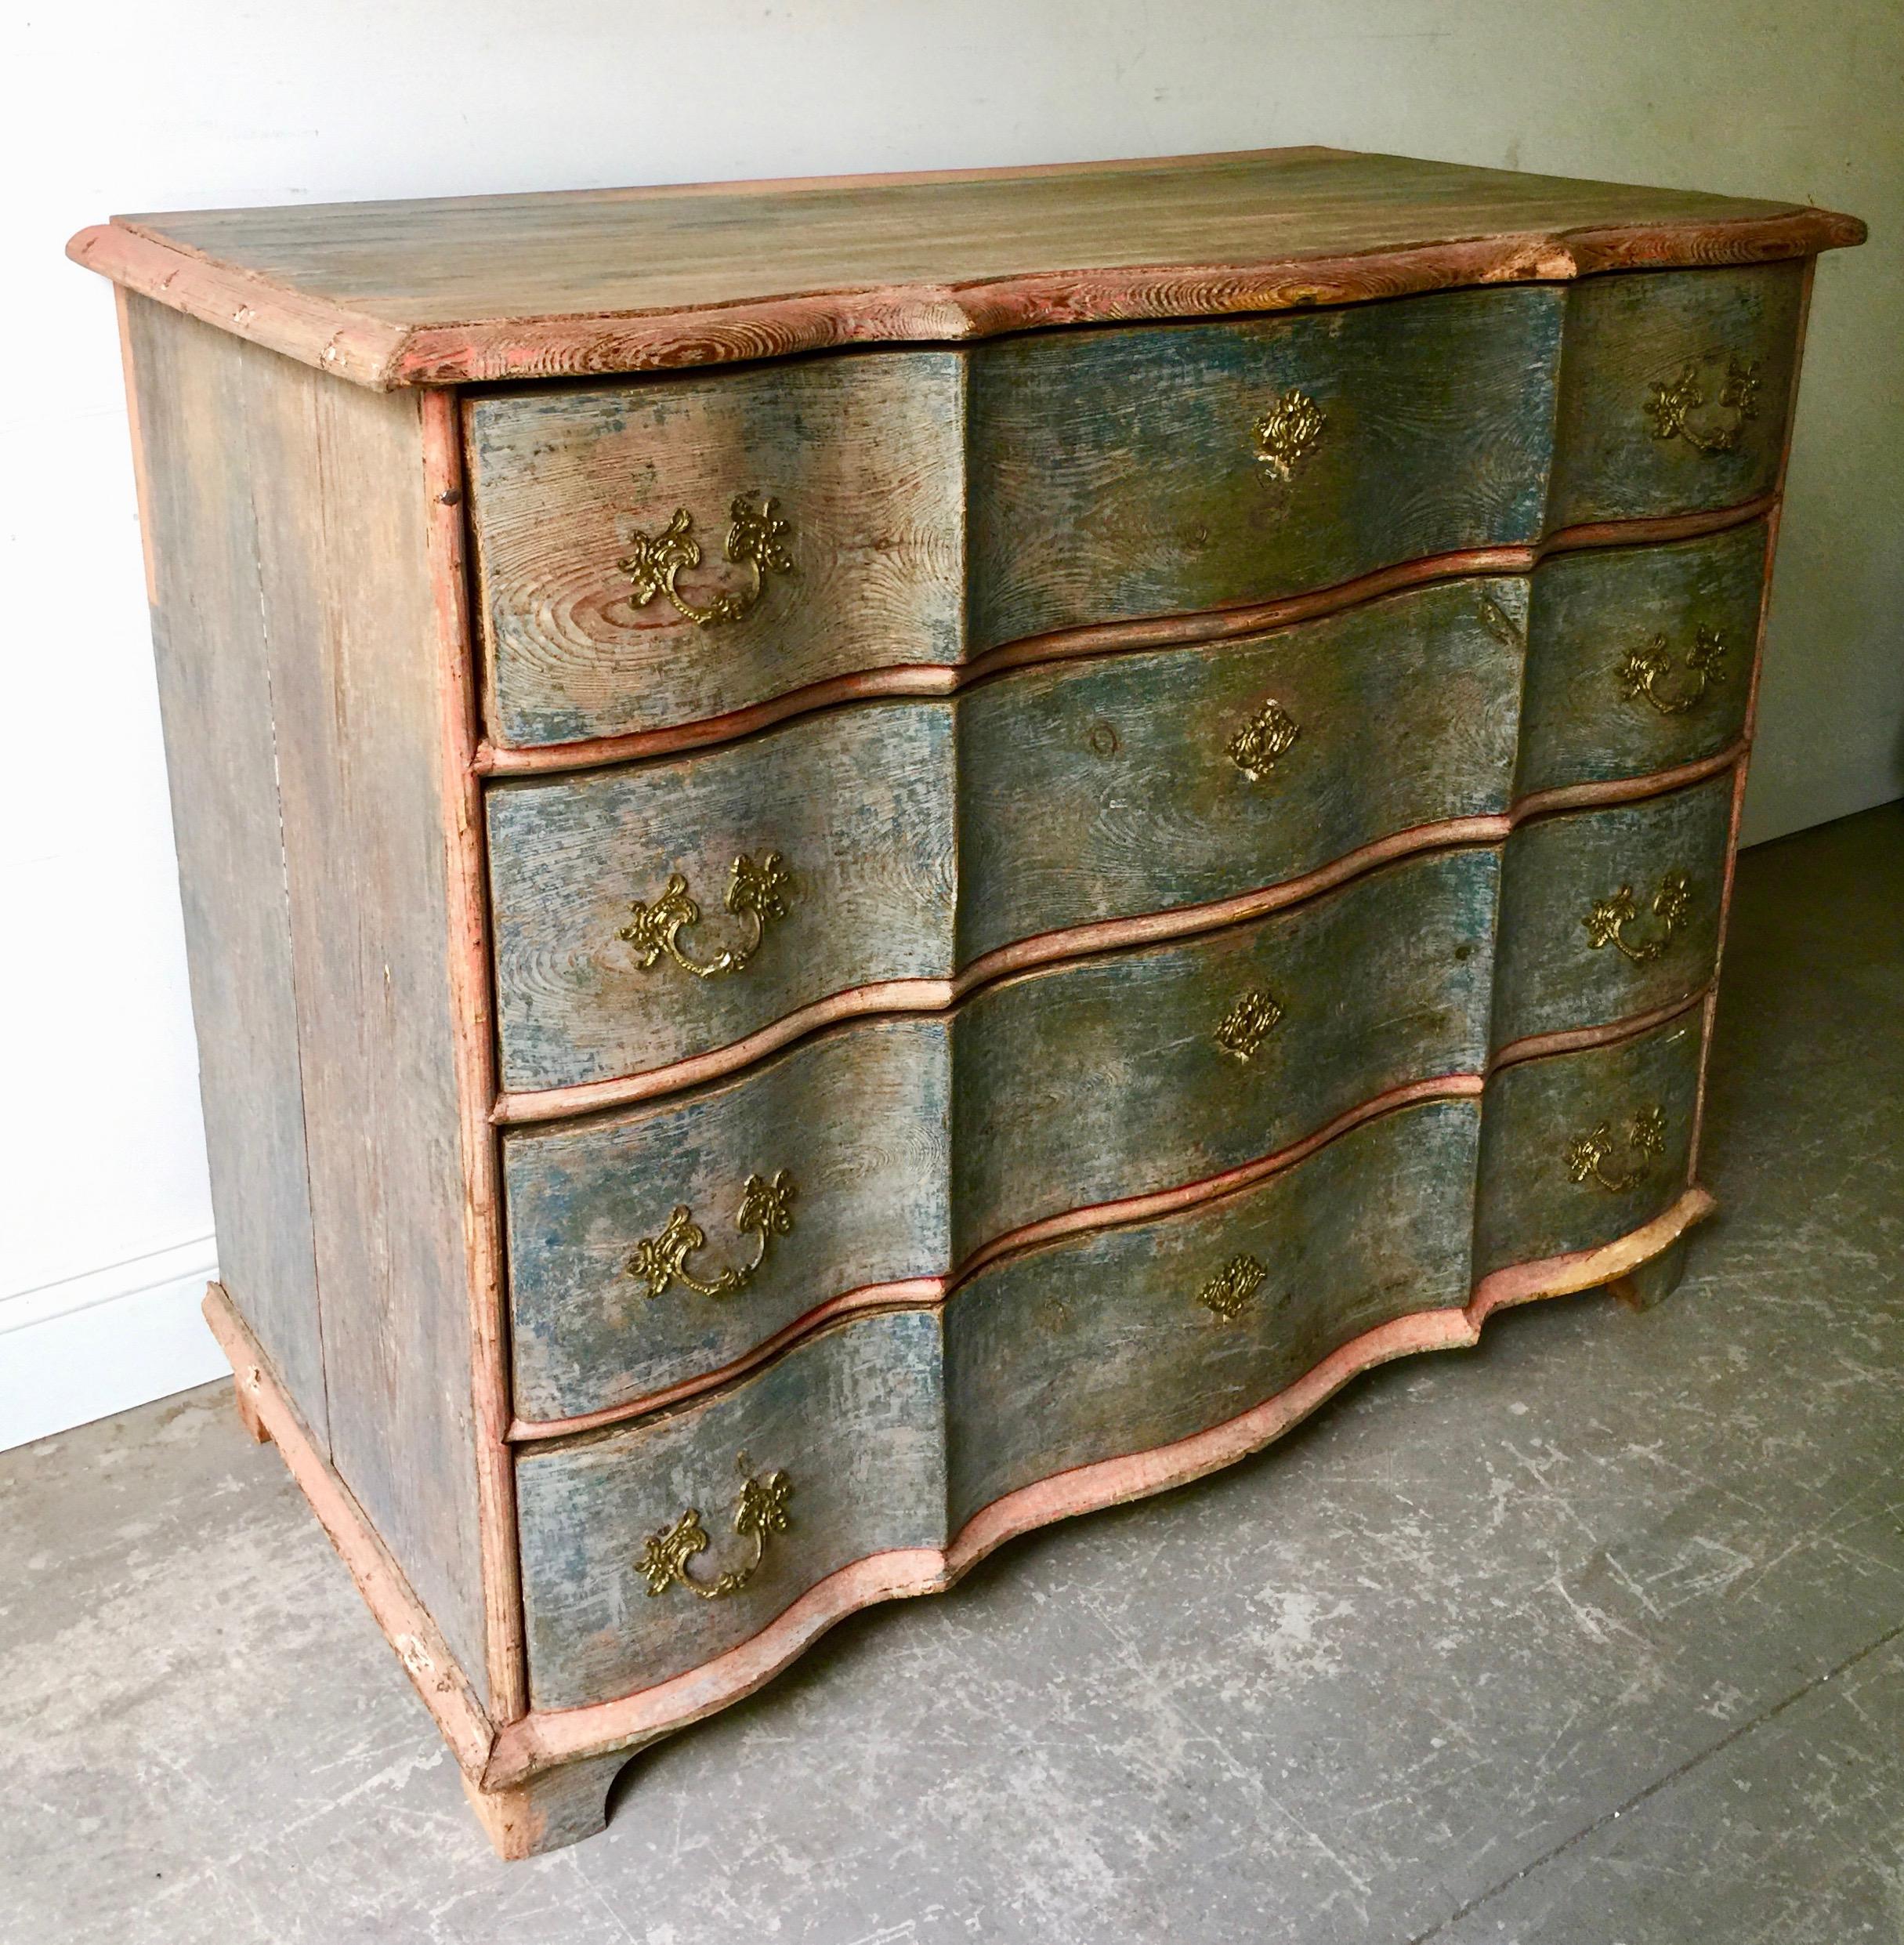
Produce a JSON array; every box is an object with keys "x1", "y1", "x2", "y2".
[{"x1": 2, "y1": 0, "x2": 1899, "y2": 1447}]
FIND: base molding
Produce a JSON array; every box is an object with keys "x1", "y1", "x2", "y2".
[{"x1": 206, "y1": 1190, "x2": 1716, "y2": 1858}]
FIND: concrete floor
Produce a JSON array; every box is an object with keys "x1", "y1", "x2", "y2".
[{"x1": 4, "y1": 802, "x2": 1900, "y2": 1945}]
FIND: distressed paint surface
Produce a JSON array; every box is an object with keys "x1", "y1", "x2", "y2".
[
  {"x1": 505, "y1": 1017, "x2": 951, "y2": 1422},
  {"x1": 1492, "y1": 770, "x2": 1736, "y2": 1049},
  {"x1": 945, "y1": 1099, "x2": 1479, "y2": 1527},
  {"x1": 124, "y1": 297, "x2": 330, "y2": 1447},
  {"x1": 1547, "y1": 263, "x2": 1804, "y2": 526},
  {"x1": 949, "y1": 846, "x2": 1496, "y2": 1258},
  {"x1": 968, "y1": 286, "x2": 1562, "y2": 647},
  {"x1": 465, "y1": 353, "x2": 966, "y2": 745},
  {"x1": 954, "y1": 576, "x2": 1526, "y2": 959},
  {"x1": 464, "y1": 266, "x2": 1804, "y2": 752},
  {"x1": 487, "y1": 581, "x2": 1529, "y2": 1091},
  {"x1": 516, "y1": 1309, "x2": 949, "y2": 1710},
  {"x1": 487, "y1": 703, "x2": 955, "y2": 1090},
  {"x1": 1515, "y1": 518, "x2": 1766, "y2": 795},
  {"x1": 506, "y1": 846, "x2": 1498, "y2": 1420},
  {"x1": 1475, "y1": 1010, "x2": 1707, "y2": 1277}
]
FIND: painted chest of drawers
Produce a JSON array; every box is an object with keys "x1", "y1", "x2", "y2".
[{"x1": 72, "y1": 147, "x2": 1862, "y2": 1856}]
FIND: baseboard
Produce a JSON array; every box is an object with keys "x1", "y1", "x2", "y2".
[{"x1": 0, "y1": 1234, "x2": 224, "y2": 1451}]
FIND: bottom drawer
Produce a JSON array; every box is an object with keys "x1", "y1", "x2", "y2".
[
  {"x1": 517, "y1": 1307, "x2": 948, "y2": 1712},
  {"x1": 516, "y1": 1096, "x2": 1481, "y2": 1710},
  {"x1": 1474, "y1": 1006, "x2": 1705, "y2": 1278}
]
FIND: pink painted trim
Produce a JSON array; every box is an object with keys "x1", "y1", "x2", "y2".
[
  {"x1": 1490, "y1": 986, "x2": 1710, "y2": 1071},
  {"x1": 1467, "y1": 1187, "x2": 1718, "y2": 1324},
  {"x1": 505, "y1": 1071, "x2": 1486, "y2": 1442},
  {"x1": 201, "y1": 1284, "x2": 498, "y2": 1776},
  {"x1": 493, "y1": 749, "x2": 1744, "y2": 1128},
  {"x1": 422, "y1": 393, "x2": 528, "y2": 1722},
  {"x1": 476, "y1": 504, "x2": 1774, "y2": 774},
  {"x1": 487, "y1": 1188, "x2": 1714, "y2": 1787}
]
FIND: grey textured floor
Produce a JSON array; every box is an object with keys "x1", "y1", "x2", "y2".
[{"x1": 4, "y1": 802, "x2": 1900, "y2": 1944}]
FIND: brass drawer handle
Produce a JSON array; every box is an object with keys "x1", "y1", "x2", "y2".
[
  {"x1": 1215, "y1": 987, "x2": 1284, "y2": 1063},
  {"x1": 1643, "y1": 353, "x2": 1760, "y2": 455},
  {"x1": 618, "y1": 850, "x2": 791, "y2": 979},
  {"x1": 1196, "y1": 1253, "x2": 1267, "y2": 1319},
  {"x1": 1619, "y1": 625, "x2": 1728, "y2": 715},
  {"x1": 1582, "y1": 871, "x2": 1692, "y2": 965},
  {"x1": 1229, "y1": 697, "x2": 1301, "y2": 779},
  {"x1": 639, "y1": 1459, "x2": 793, "y2": 1601},
  {"x1": 617, "y1": 491, "x2": 792, "y2": 625},
  {"x1": 1566, "y1": 1105, "x2": 1667, "y2": 1193},
  {"x1": 1252, "y1": 389, "x2": 1327, "y2": 479},
  {"x1": 626, "y1": 1171, "x2": 796, "y2": 1302}
]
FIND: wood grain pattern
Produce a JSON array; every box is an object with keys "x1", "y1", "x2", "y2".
[
  {"x1": 121, "y1": 295, "x2": 331, "y2": 1445},
  {"x1": 969, "y1": 285, "x2": 1560, "y2": 646},
  {"x1": 943, "y1": 1098, "x2": 1479, "y2": 1527},
  {"x1": 954, "y1": 575, "x2": 1524, "y2": 959},
  {"x1": 1474, "y1": 1007, "x2": 1706, "y2": 1277},
  {"x1": 125, "y1": 299, "x2": 494, "y2": 1701},
  {"x1": 505, "y1": 846, "x2": 1497, "y2": 1422},
  {"x1": 487, "y1": 579, "x2": 1526, "y2": 1089},
  {"x1": 513, "y1": 1062, "x2": 1703, "y2": 1713},
  {"x1": 505, "y1": 1017, "x2": 951, "y2": 1422},
  {"x1": 490, "y1": 746, "x2": 1749, "y2": 1126},
  {"x1": 469, "y1": 501, "x2": 1772, "y2": 776},
  {"x1": 465, "y1": 356, "x2": 966, "y2": 744},
  {"x1": 462, "y1": 268, "x2": 1799, "y2": 755},
  {"x1": 487, "y1": 704, "x2": 956, "y2": 1092},
  {"x1": 1548, "y1": 263, "x2": 1805, "y2": 525},
  {"x1": 422, "y1": 393, "x2": 527, "y2": 1721},
  {"x1": 1515, "y1": 519, "x2": 1768, "y2": 795},
  {"x1": 1491, "y1": 768, "x2": 1738, "y2": 1049},
  {"x1": 69, "y1": 147, "x2": 1861, "y2": 389},
  {"x1": 516, "y1": 1308, "x2": 949, "y2": 1710}
]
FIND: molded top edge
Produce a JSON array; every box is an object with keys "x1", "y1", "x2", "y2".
[{"x1": 68, "y1": 147, "x2": 1865, "y2": 390}]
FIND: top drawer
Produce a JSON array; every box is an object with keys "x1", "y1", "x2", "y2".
[
  {"x1": 466, "y1": 267, "x2": 1804, "y2": 749},
  {"x1": 465, "y1": 354, "x2": 968, "y2": 749}
]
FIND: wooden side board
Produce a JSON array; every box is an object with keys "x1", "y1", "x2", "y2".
[
  {"x1": 124, "y1": 294, "x2": 331, "y2": 1445},
  {"x1": 68, "y1": 147, "x2": 1862, "y2": 389},
  {"x1": 122, "y1": 298, "x2": 500, "y2": 1705}
]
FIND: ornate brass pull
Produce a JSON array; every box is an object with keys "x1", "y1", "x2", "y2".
[
  {"x1": 1252, "y1": 389, "x2": 1327, "y2": 479},
  {"x1": 617, "y1": 492, "x2": 793, "y2": 625},
  {"x1": 1582, "y1": 872, "x2": 1692, "y2": 965},
  {"x1": 1644, "y1": 353, "x2": 1761, "y2": 455},
  {"x1": 626, "y1": 1171, "x2": 796, "y2": 1302},
  {"x1": 618, "y1": 851, "x2": 791, "y2": 979},
  {"x1": 1196, "y1": 1254, "x2": 1267, "y2": 1320},
  {"x1": 1619, "y1": 625, "x2": 1728, "y2": 715},
  {"x1": 1229, "y1": 698, "x2": 1301, "y2": 780},
  {"x1": 1215, "y1": 987, "x2": 1283, "y2": 1063},
  {"x1": 638, "y1": 1460, "x2": 793, "y2": 1601},
  {"x1": 1566, "y1": 1106, "x2": 1668, "y2": 1193}
]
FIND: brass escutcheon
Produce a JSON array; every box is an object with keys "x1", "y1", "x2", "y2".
[
  {"x1": 1582, "y1": 872, "x2": 1692, "y2": 965},
  {"x1": 1196, "y1": 1254, "x2": 1267, "y2": 1320},
  {"x1": 626, "y1": 1171, "x2": 797, "y2": 1302},
  {"x1": 1251, "y1": 389, "x2": 1327, "y2": 479},
  {"x1": 638, "y1": 1458, "x2": 792, "y2": 1601},
  {"x1": 1619, "y1": 625, "x2": 1728, "y2": 715},
  {"x1": 617, "y1": 491, "x2": 793, "y2": 625},
  {"x1": 1229, "y1": 697, "x2": 1301, "y2": 780},
  {"x1": 1215, "y1": 987, "x2": 1284, "y2": 1063},
  {"x1": 1643, "y1": 353, "x2": 1761, "y2": 455},
  {"x1": 1565, "y1": 1105, "x2": 1668, "y2": 1193},
  {"x1": 618, "y1": 851, "x2": 791, "y2": 979}
]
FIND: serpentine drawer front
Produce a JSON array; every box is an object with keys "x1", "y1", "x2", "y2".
[{"x1": 79, "y1": 147, "x2": 1859, "y2": 1857}]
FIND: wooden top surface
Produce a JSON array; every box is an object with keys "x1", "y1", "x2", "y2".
[{"x1": 71, "y1": 147, "x2": 1862, "y2": 390}]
